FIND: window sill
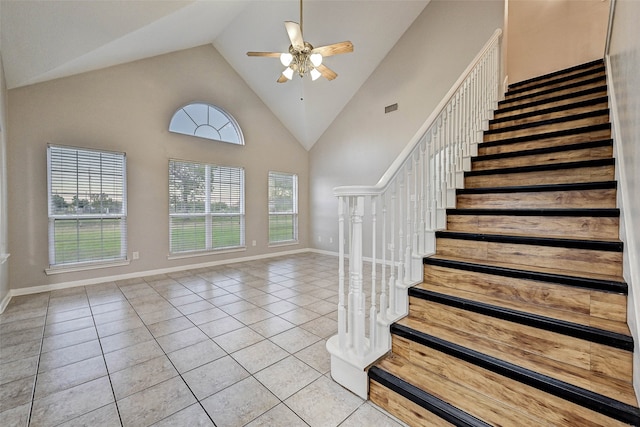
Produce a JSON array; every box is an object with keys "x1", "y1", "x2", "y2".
[
  {"x1": 167, "y1": 247, "x2": 247, "y2": 261},
  {"x1": 45, "y1": 259, "x2": 131, "y2": 275},
  {"x1": 268, "y1": 241, "x2": 299, "y2": 249}
]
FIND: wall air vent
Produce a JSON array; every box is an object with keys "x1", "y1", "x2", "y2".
[{"x1": 385, "y1": 103, "x2": 398, "y2": 114}]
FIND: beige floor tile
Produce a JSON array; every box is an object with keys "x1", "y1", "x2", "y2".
[
  {"x1": 46, "y1": 307, "x2": 92, "y2": 325},
  {"x1": 0, "y1": 356, "x2": 39, "y2": 386},
  {"x1": 151, "y1": 403, "x2": 214, "y2": 426},
  {"x1": 0, "y1": 402, "x2": 30, "y2": 427},
  {"x1": 1, "y1": 328, "x2": 43, "y2": 347},
  {"x1": 307, "y1": 300, "x2": 339, "y2": 315},
  {"x1": 294, "y1": 340, "x2": 331, "y2": 374},
  {"x1": 0, "y1": 339, "x2": 42, "y2": 365},
  {"x1": 245, "y1": 403, "x2": 308, "y2": 427},
  {"x1": 38, "y1": 340, "x2": 102, "y2": 373},
  {"x1": 41, "y1": 326, "x2": 97, "y2": 353},
  {"x1": 92, "y1": 308, "x2": 138, "y2": 326},
  {"x1": 285, "y1": 376, "x2": 363, "y2": 427},
  {"x1": 250, "y1": 316, "x2": 296, "y2": 338},
  {"x1": 279, "y1": 307, "x2": 322, "y2": 325},
  {"x1": 89, "y1": 298, "x2": 130, "y2": 314},
  {"x1": 146, "y1": 315, "x2": 193, "y2": 337},
  {"x1": 198, "y1": 316, "x2": 244, "y2": 338},
  {"x1": 0, "y1": 315, "x2": 45, "y2": 335},
  {"x1": 340, "y1": 402, "x2": 407, "y2": 427},
  {"x1": 218, "y1": 300, "x2": 258, "y2": 315},
  {"x1": 117, "y1": 376, "x2": 196, "y2": 427},
  {"x1": 99, "y1": 326, "x2": 154, "y2": 353},
  {"x1": 186, "y1": 307, "x2": 227, "y2": 325},
  {"x1": 155, "y1": 326, "x2": 208, "y2": 353},
  {"x1": 176, "y1": 300, "x2": 215, "y2": 315},
  {"x1": 110, "y1": 355, "x2": 178, "y2": 400},
  {"x1": 44, "y1": 316, "x2": 94, "y2": 337},
  {"x1": 137, "y1": 306, "x2": 183, "y2": 325},
  {"x1": 167, "y1": 339, "x2": 226, "y2": 373},
  {"x1": 201, "y1": 376, "x2": 279, "y2": 427},
  {"x1": 104, "y1": 340, "x2": 165, "y2": 373},
  {"x1": 231, "y1": 339, "x2": 288, "y2": 374},
  {"x1": 213, "y1": 326, "x2": 264, "y2": 353},
  {"x1": 166, "y1": 293, "x2": 202, "y2": 307},
  {"x1": 262, "y1": 300, "x2": 298, "y2": 315},
  {"x1": 30, "y1": 376, "x2": 114, "y2": 427},
  {"x1": 270, "y1": 327, "x2": 321, "y2": 354},
  {"x1": 0, "y1": 376, "x2": 35, "y2": 413},
  {"x1": 182, "y1": 355, "x2": 249, "y2": 400},
  {"x1": 233, "y1": 307, "x2": 274, "y2": 325},
  {"x1": 254, "y1": 356, "x2": 321, "y2": 400},
  {"x1": 300, "y1": 316, "x2": 338, "y2": 338},
  {"x1": 34, "y1": 355, "x2": 107, "y2": 399},
  {"x1": 208, "y1": 293, "x2": 243, "y2": 306},
  {"x1": 56, "y1": 403, "x2": 121, "y2": 427}
]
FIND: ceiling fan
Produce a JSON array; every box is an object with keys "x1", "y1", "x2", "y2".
[{"x1": 246, "y1": 0, "x2": 354, "y2": 83}]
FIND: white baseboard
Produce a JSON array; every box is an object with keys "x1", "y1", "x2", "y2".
[{"x1": 2, "y1": 247, "x2": 313, "y2": 311}]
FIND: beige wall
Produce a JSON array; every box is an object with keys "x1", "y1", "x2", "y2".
[
  {"x1": 608, "y1": 0, "x2": 640, "y2": 400},
  {"x1": 309, "y1": 0, "x2": 505, "y2": 254},
  {"x1": 0, "y1": 50, "x2": 9, "y2": 306},
  {"x1": 7, "y1": 44, "x2": 309, "y2": 291},
  {"x1": 507, "y1": 0, "x2": 610, "y2": 84}
]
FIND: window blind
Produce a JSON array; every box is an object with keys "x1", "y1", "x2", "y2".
[
  {"x1": 169, "y1": 159, "x2": 244, "y2": 254},
  {"x1": 47, "y1": 145, "x2": 127, "y2": 267},
  {"x1": 268, "y1": 171, "x2": 298, "y2": 244}
]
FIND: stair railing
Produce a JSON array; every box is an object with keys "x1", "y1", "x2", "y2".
[{"x1": 326, "y1": 28, "x2": 503, "y2": 399}]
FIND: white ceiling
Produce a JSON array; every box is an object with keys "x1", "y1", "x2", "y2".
[{"x1": 0, "y1": 0, "x2": 429, "y2": 150}]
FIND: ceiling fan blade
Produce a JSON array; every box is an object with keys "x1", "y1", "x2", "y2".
[
  {"x1": 247, "y1": 51, "x2": 282, "y2": 58},
  {"x1": 316, "y1": 64, "x2": 337, "y2": 81},
  {"x1": 311, "y1": 41, "x2": 354, "y2": 57},
  {"x1": 277, "y1": 74, "x2": 289, "y2": 83},
  {"x1": 284, "y1": 21, "x2": 304, "y2": 50}
]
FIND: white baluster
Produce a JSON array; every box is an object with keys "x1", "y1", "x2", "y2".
[
  {"x1": 338, "y1": 197, "x2": 346, "y2": 350},
  {"x1": 370, "y1": 196, "x2": 377, "y2": 350},
  {"x1": 380, "y1": 194, "x2": 387, "y2": 322}
]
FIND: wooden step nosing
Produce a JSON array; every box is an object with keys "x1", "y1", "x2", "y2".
[
  {"x1": 508, "y1": 59, "x2": 604, "y2": 90},
  {"x1": 481, "y1": 122, "x2": 611, "y2": 148},
  {"x1": 456, "y1": 180, "x2": 616, "y2": 195},
  {"x1": 465, "y1": 158, "x2": 615, "y2": 177},
  {"x1": 490, "y1": 96, "x2": 609, "y2": 125},
  {"x1": 506, "y1": 67, "x2": 606, "y2": 97},
  {"x1": 484, "y1": 109, "x2": 609, "y2": 136},
  {"x1": 435, "y1": 230, "x2": 623, "y2": 252},
  {"x1": 496, "y1": 85, "x2": 608, "y2": 115},
  {"x1": 369, "y1": 366, "x2": 492, "y2": 427},
  {"x1": 423, "y1": 256, "x2": 628, "y2": 294},
  {"x1": 446, "y1": 208, "x2": 620, "y2": 217},
  {"x1": 391, "y1": 324, "x2": 640, "y2": 425},
  {"x1": 501, "y1": 76, "x2": 606, "y2": 105},
  {"x1": 475, "y1": 139, "x2": 613, "y2": 162},
  {"x1": 408, "y1": 289, "x2": 634, "y2": 351}
]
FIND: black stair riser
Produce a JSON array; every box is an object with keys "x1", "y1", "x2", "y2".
[
  {"x1": 423, "y1": 257, "x2": 627, "y2": 294},
  {"x1": 496, "y1": 85, "x2": 607, "y2": 116},
  {"x1": 435, "y1": 230, "x2": 623, "y2": 252},
  {"x1": 508, "y1": 59, "x2": 603, "y2": 90},
  {"x1": 465, "y1": 158, "x2": 614, "y2": 178},
  {"x1": 485, "y1": 109, "x2": 609, "y2": 136},
  {"x1": 408, "y1": 288, "x2": 633, "y2": 351},
  {"x1": 446, "y1": 208, "x2": 619, "y2": 217},
  {"x1": 481, "y1": 122, "x2": 611, "y2": 148},
  {"x1": 475, "y1": 139, "x2": 612, "y2": 162},
  {"x1": 390, "y1": 324, "x2": 640, "y2": 425},
  {"x1": 456, "y1": 181, "x2": 616, "y2": 195},
  {"x1": 501, "y1": 76, "x2": 606, "y2": 105},
  {"x1": 369, "y1": 366, "x2": 492, "y2": 427},
  {"x1": 506, "y1": 67, "x2": 605, "y2": 97},
  {"x1": 490, "y1": 96, "x2": 608, "y2": 125}
]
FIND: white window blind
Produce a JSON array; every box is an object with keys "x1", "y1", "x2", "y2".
[
  {"x1": 268, "y1": 171, "x2": 298, "y2": 244},
  {"x1": 169, "y1": 159, "x2": 244, "y2": 254},
  {"x1": 47, "y1": 145, "x2": 127, "y2": 267}
]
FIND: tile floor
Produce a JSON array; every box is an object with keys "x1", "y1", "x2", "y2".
[{"x1": 0, "y1": 253, "x2": 406, "y2": 427}]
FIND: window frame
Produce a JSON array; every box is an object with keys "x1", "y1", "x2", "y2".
[
  {"x1": 268, "y1": 171, "x2": 298, "y2": 245},
  {"x1": 46, "y1": 144, "x2": 128, "y2": 272},
  {"x1": 169, "y1": 159, "x2": 245, "y2": 256},
  {"x1": 169, "y1": 102, "x2": 244, "y2": 146}
]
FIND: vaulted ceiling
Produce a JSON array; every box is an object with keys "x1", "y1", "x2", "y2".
[{"x1": 0, "y1": 0, "x2": 429, "y2": 149}]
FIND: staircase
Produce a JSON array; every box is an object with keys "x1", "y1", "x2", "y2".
[{"x1": 368, "y1": 59, "x2": 640, "y2": 426}]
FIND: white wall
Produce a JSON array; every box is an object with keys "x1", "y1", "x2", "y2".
[
  {"x1": 507, "y1": 0, "x2": 610, "y2": 84},
  {"x1": 7, "y1": 44, "x2": 309, "y2": 292},
  {"x1": 607, "y1": 0, "x2": 640, "y2": 401},
  {"x1": 309, "y1": 0, "x2": 504, "y2": 254}
]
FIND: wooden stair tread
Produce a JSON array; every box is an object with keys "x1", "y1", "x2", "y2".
[
  {"x1": 508, "y1": 59, "x2": 603, "y2": 91},
  {"x1": 414, "y1": 282, "x2": 629, "y2": 336},
  {"x1": 393, "y1": 320, "x2": 639, "y2": 411},
  {"x1": 373, "y1": 355, "x2": 546, "y2": 426},
  {"x1": 501, "y1": 76, "x2": 606, "y2": 106},
  {"x1": 505, "y1": 70, "x2": 606, "y2": 100},
  {"x1": 426, "y1": 254, "x2": 625, "y2": 286},
  {"x1": 474, "y1": 139, "x2": 613, "y2": 163},
  {"x1": 495, "y1": 86, "x2": 608, "y2": 118}
]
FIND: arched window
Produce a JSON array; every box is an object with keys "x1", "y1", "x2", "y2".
[{"x1": 169, "y1": 102, "x2": 244, "y2": 145}]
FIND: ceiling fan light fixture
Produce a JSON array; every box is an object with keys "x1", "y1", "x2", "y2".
[
  {"x1": 310, "y1": 53, "x2": 322, "y2": 67},
  {"x1": 280, "y1": 53, "x2": 293, "y2": 67},
  {"x1": 310, "y1": 68, "x2": 322, "y2": 81},
  {"x1": 282, "y1": 67, "x2": 294, "y2": 80}
]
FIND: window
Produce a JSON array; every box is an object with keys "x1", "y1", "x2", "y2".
[
  {"x1": 47, "y1": 145, "x2": 127, "y2": 268},
  {"x1": 169, "y1": 103, "x2": 244, "y2": 145},
  {"x1": 169, "y1": 159, "x2": 244, "y2": 254},
  {"x1": 268, "y1": 171, "x2": 298, "y2": 244}
]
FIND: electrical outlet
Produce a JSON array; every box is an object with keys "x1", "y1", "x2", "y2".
[{"x1": 132, "y1": 251, "x2": 139, "y2": 260}]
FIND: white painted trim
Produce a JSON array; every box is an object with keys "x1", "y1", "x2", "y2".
[
  {"x1": 0, "y1": 290, "x2": 11, "y2": 314},
  {"x1": 8, "y1": 248, "x2": 312, "y2": 300},
  {"x1": 605, "y1": 54, "x2": 640, "y2": 404},
  {"x1": 604, "y1": 0, "x2": 617, "y2": 57},
  {"x1": 45, "y1": 259, "x2": 131, "y2": 275},
  {"x1": 167, "y1": 247, "x2": 246, "y2": 260},
  {"x1": 0, "y1": 252, "x2": 9, "y2": 264}
]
